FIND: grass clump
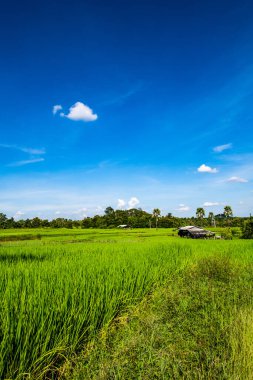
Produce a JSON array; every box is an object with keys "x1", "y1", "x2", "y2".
[{"x1": 64, "y1": 255, "x2": 253, "y2": 380}]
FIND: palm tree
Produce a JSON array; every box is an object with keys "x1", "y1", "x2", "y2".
[
  {"x1": 208, "y1": 212, "x2": 216, "y2": 227},
  {"x1": 152, "y1": 208, "x2": 161, "y2": 229},
  {"x1": 224, "y1": 205, "x2": 233, "y2": 218},
  {"x1": 196, "y1": 207, "x2": 205, "y2": 219}
]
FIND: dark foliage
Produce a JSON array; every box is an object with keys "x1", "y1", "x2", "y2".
[
  {"x1": 0, "y1": 208, "x2": 251, "y2": 230},
  {"x1": 241, "y1": 218, "x2": 253, "y2": 239}
]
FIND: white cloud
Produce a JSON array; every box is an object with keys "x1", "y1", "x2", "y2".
[
  {"x1": 7, "y1": 158, "x2": 45, "y2": 167},
  {"x1": 198, "y1": 164, "x2": 218, "y2": 173},
  {"x1": 53, "y1": 105, "x2": 63, "y2": 115},
  {"x1": 203, "y1": 202, "x2": 220, "y2": 207},
  {"x1": 95, "y1": 206, "x2": 103, "y2": 214},
  {"x1": 55, "y1": 208, "x2": 88, "y2": 218},
  {"x1": 22, "y1": 147, "x2": 46, "y2": 155},
  {"x1": 60, "y1": 102, "x2": 98, "y2": 122},
  {"x1": 128, "y1": 197, "x2": 140, "y2": 208},
  {"x1": 226, "y1": 176, "x2": 248, "y2": 183},
  {"x1": 213, "y1": 143, "x2": 232, "y2": 153},
  {"x1": 72, "y1": 207, "x2": 87, "y2": 216},
  {"x1": 13, "y1": 210, "x2": 25, "y2": 219},
  {"x1": 1, "y1": 144, "x2": 46, "y2": 167},
  {"x1": 0, "y1": 144, "x2": 45, "y2": 155},
  {"x1": 175, "y1": 204, "x2": 190, "y2": 212},
  {"x1": 117, "y1": 199, "x2": 126, "y2": 209}
]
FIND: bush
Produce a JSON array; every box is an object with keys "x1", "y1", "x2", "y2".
[
  {"x1": 241, "y1": 219, "x2": 253, "y2": 239},
  {"x1": 231, "y1": 228, "x2": 242, "y2": 238},
  {"x1": 221, "y1": 228, "x2": 233, "y2": 240}
]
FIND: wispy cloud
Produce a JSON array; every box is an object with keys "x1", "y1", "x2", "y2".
[
  {"x1": 54, "y1": 208, "x2": 88, "y2": 218},
  {"x1": 226, "y1": 176, "x2": 248, "y2": 183},
  {"x1": 22, "y1": 147, "x2": 46, "y2": 155},
  {"x1": 1, "y1": 144, "x2": 46, "y2": 167},
  {"x1": 198, "y1": 164, "x2": 218, "y2": 173},
  {"x1": 95, "y1": 206, "x2": 104, "y2": 214},
  {"x1": 102, "y1": 83, "x2": 144, "y2": 106},
  {"x1": 0, "y1": 144, "x2": 45, "y2": 155},
  {"x1": 203, "y1": 202, "x2": 220, "y2": 207},
  {"x1": 0, "y1": 165, "x2": 251, "y2": 219},
  {"x1": 175, "y1": 204, "x2": 190, "y2": 212},
  {"x1": 13, "y1": 210, "x2": 25, "y2": 219},
  {"x1": 213, "y1": 143, "x2": 232, "y2": 153},
  {"x1": 59, "y1": 101, "x2": 98, "y2": 122},
  {"x1": 72, "y1": 207, "x2": 87, "y2": 217},
  {"x1": 177, "y1": 65, "x2": 253, "y2": 150},
  {"x1": 7, "y1": 158, "x2": 45, "y2": 167},
  {"x1": 217, "y1": 153, "x2": 253, "y2": 163},
  {"x1": 52, "y1": 105, "x2": 63, "y2": 115}
]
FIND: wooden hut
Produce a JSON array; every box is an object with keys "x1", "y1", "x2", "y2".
[{"x1": 178, "y1": 226, "x2": 215, "y2": 239}]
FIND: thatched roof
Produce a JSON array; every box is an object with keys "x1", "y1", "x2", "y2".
[
  {"x1": 179, "y1": 226, "x2": 206, "y2": 233},
  {"x1": 178, "y1": 226, "x2": 215, "y2": 237}
]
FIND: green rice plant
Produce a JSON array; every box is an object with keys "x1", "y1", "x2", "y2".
[
  {"x1": 0, "y1": 239, "x2": 187, "y2": 378},
  {"x1": 67, "y1": 252, "x2": 253, "y2": 380},
  {"x1": 0, "y1": 229, "x2": 252, "y2": 379}
]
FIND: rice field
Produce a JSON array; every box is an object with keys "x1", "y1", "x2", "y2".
[{"x1": 0, "y1": 228, "x2": 253, "y2": 379}]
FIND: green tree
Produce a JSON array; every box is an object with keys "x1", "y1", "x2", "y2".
[
  {"x1": 241, "y1": 218, "x2": 253, "y2": 239},
  {"x1": 82, "y1": 217, "x2": 93, "y2": 229},
  {"x1": 208, "y1": 212, "x2": 216, "y2": 227},
  {"x1": 0, "y1": 213, "x2": 8, "y2": 229},
  {"x1": 196, "y1": 208, "x2": 205, "y2": 219},
  {"x1": 31, "y1": 217, "x2": 42, "y2": 228},
  {"x1": 224, "y1": 205, "x2": 233, "y2": 218},
  {"x1": 152, "y1": 208, "x2": 161, "y2": 229},
  {"x1": 41, "y1": 219, "x2": 50, "y2": 227},
  {"x1": 6, "y1": 217, "x2": 15, "y2": 228},
  {"x1": 104, "y1": 206, "x2": 115, "y2": 227},
  {"x1": 104, "y1": 207, "x2": 114, "y2": 216},
  {"x1": 24, "y1": 219, "x2": 32, "y2": 228},
  {"x1": 51, "y1": 218, "x2": 66, "y2": 228}
]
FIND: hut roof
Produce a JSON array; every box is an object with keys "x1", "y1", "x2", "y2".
[
  {"x1": 179, "y1": 226, "x2": 214, "y2": 235},
  {"x1": 179, "y1": 226, "x2": 204, "y2": 232}
]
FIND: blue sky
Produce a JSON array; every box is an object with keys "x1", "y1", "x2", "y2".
[{"x1": 0, "y1": 0, "x2": 253, "y2": 219}]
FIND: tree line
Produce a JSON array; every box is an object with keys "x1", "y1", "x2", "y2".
[{"x1": 0, "y1": 205, "x2": 250, "y2": 230}]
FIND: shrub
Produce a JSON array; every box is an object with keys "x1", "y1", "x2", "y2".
[
  {"x1": 221, "y1": 228, "x2": 233, "y2": 240},
  {"x1": 241, "y1": 219, "x2": 253, "y2": 239}
]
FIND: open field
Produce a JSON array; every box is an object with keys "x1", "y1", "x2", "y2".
[{"x1": 0, "y1": 228, "x2": 253, "y2": 379}]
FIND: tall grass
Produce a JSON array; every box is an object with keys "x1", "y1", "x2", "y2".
[
  {"x1": 67, "y1": 253, "x2": 253, "y2": 380},
  {"x1": 0, "y1": 239, "x2": 186, "y2": 378},
  {"x1": 0, "y1": 229, "x2": 252, "y2": 379}
]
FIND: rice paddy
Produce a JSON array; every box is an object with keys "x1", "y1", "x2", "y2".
[{"x1": 0, "y1": 228, "x2": 253, "y2": 379}]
